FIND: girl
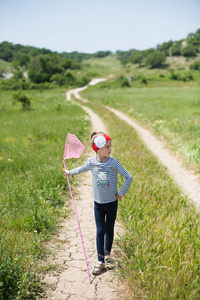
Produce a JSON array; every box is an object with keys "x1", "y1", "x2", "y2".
[{"x1": 64, "y1": 132, "x2": 133, "y2": 275}]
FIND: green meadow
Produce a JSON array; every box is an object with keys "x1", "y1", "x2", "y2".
[
  {"x1": 76, "y1": 99, "x2": 200, "y2": 299},
  {"x1": 0, "y1": 59, "x2": 10, "y2": 70},
  {"x1": 0, "y1": 49, "x2": 200, "y2": 299},
  {"x1": 0, "y1": 89, "x2": 90, "y2": 299},
  {"x1": 82, "y1": 83, "x2": 200, "y2": 174}
]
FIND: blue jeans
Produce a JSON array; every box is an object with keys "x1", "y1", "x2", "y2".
[{"x1": 94, "y1": 200, "x2": 118, "y2": 263}]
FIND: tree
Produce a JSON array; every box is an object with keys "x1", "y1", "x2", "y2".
[
  {"x1": 189, "y1": 60, "x2": 200, "y2": 71},
  {"x1": 170, "y1": 43, "x2": 181, "y2": 56},
  {"x1": 186, "y1": 29, "x2": 200, "y2": 47},
  {"x1": 13, "y1": 70, "x2": 24, "y2": 80},
  {"x1": 62, "y1": 59, "x2": 80, "y2": 70},
  {"x1": 50, "y1": 73, "x2": 65, "y2": 85},
  {"x1": 130, "y1": 52, "x2": 144, "y2": 66},
  {"x1": 157, "y1": 40, "x2": 173, "y2": 55},
  {"x1": 0, "y1": 44, "x2": 14, "y2": 61},
  {"x1": 181, "y1": 45, "x2": 197, "y2": 57},
  {"x1": 120, "y1": 58, "x2": 129, "y2": 67},
  {"x1": 28, "y1": 54, "x2": 63, "y2": 83},
  {"x1": 19, "y1": 54, "x2": 30, "y2": 67},
  {"x1": 146, "y1": 51, "x2": 166, "y2": 68},
  {"x1": 93, "y1": 51, "x2": 112, "y2": 58}
]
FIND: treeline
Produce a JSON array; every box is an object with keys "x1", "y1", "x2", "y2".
[
  {"x1": 0, "y1": 42, "x2": 111, "y2": 88},
  {"x1": 0, "y1": 42, "x2": 112, "y2": 63},
  {"x1": 117, "y1": 28, "x2": 200, "y2": 68}
]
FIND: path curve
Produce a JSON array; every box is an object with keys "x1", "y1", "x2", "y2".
[
  {"x1": 68, "y1": 80, "x2": 200, "y2": 209},
  {"x1": 42, "y1": 79, "x2": 127, "y2": 299},
  {"x1": 66, "y1": 79, "x2": 107, "y2": 102}
]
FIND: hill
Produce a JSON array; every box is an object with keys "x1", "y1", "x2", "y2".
[{"x1": 0, "y1": 28, "x2": 199, "y2": 89}]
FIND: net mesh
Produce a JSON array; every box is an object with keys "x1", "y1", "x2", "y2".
[{"x1": 63, "y1": 133, "x2": 85, "y2": 160}]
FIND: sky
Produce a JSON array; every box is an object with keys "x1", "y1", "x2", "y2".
[{"x1": 0, "y1": 0, "x2": 199, "y2": 54}]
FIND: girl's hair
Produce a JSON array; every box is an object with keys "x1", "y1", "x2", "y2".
[{"x1": 90, "y1": 131, "x2": 105, "y2": 149}]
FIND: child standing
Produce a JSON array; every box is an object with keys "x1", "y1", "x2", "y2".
[{"x1": 64, "y1": 132, "x2": 133, "y2": 275}]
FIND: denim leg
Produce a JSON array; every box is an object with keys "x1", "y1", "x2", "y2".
[
  {"x1": 94, "y1": 202, "x2": 106, "y2": 263},
  {"x1": 105, "y1": 200, "x2": 118, "y2": 253}
]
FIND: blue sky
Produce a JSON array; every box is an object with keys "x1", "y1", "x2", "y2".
[{"x1": 0, "y1": 0, "x2": 199, "y2": 53}]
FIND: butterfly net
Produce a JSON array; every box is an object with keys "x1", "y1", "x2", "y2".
[{"x1": 63, "y1": 133, "x2": 85, "y2": 160}]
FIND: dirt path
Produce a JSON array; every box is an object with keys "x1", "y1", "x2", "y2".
[
  {"x1": 106, "y1": 107, "x2": 200, "y2": 209},
  {"x1": 67, "y1": 79, "x2": 200, "y2": 209},
  {"x1": 41, "y1": 84, "x2": 127, "y2": 299},
  {"x1": 42, "y1": 79, "x2": 200, "y2": 299}
]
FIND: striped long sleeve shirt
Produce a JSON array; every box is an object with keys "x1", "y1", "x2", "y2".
[{"x1": 69, "y1": 157, "x2": 133, "y2": 204}]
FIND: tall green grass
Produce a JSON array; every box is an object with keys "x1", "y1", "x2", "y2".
[
  {"x1": 77, "y1": 100, "x2": 200, "y2": 299},
  {"x1": 83, "y1": 85, "x2": 200, "y2": 173},
  {"x1": 0, "y1": 59, "x2": 10, "y2": 70},
  {"x1": 0, "y1": 89, "x2": 90, "y2": 299}
]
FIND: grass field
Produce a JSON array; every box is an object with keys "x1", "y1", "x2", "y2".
[
  {"x1": 76, "y1": 99, "x2": 200, "y2": 299},
  {"x1": 82, "y1": 84, "x2": 200, "y2": 174},
  {"x1": 0, "y1": 89, "x2": 90, "y2": 299},
  {"x1": 79, "y1": 54, "x2": 200, "y2": 83},
  {"x1": 0, "y1": 59, "x2": 10, "y2": 70},
  {"x1": 1, "y1": 53, "x2": 200, "y2": 299}
]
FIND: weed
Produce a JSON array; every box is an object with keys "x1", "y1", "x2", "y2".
[
  {"x1": 0, "y1": 89, "x2": 90, "y2": 298},
  {"x1": 78, "y1": 99, "x2": 200, "y2": 299}
]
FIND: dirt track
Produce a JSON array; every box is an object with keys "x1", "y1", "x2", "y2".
[
  {"x1": 42, "y1": 90, "x2": 126, "y2": 299},
  {"x1": 67, "y1": 79, "x2": 200, "y2": 209},
  {"x1": 42, "y1": 79, "x2": 200, "y2": 299}
]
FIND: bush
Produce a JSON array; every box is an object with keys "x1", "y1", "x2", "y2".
[
  {"x1": 146, "y1": 51, "x2": 166, "y2": 68},
  {"x1": 12, "y1": 91, "x2": 32, "y2": 110},
  {"x1": 65, "y1": 71, "x2": 76, "y2": 85},
  {"x1": 130, "y1": 52, "x2": 144, "y2": 66},
  {"x1": 141, "y1": 77, "x2": 148, "y2": 84},
  {"x1": 120, "y1": 58, "x2": 129, "y2": 67},
  {"x1": 181, "y1": 45, "x2": 197, "y2": 57},
  {"x1": 170, "y1": 43, "x2": 181, "y2": 56},
  {"x1": 117, "y1": 76, "x2": 131, "y2": 87},
  {"x1": 169, "y1": 71, "x2": 194, "y2": 81},
  {"x1": 13, "y1": 70, "x2": 24, "y2": 80},
  {"x1": 189, "y1": 60, "x2": 200, "y2": 71},
  {"x1": 50, "y1": 73, "x2": 66, "y2": 85},
  {"x1": 0, "y1": 245, "x2": 42, "y2": 299}
]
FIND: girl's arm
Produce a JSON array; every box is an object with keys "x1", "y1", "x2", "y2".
[
  {"x1": 64, "y1": 160, "x2": 90, "y2": 177},
  {"x1": 116, "y1": 160, "x2": 133, "y2": 197}
]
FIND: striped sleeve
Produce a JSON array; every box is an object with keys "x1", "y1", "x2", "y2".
[
  {"x1": 69, "y1": 159, "x2": 90, "y2": 176},
  {"x1": 116, "y1": 160, "x2": 133, "y2": 196}
]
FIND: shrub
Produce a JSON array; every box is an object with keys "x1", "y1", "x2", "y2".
[
  {"x1": 189, "y1": 60, "x2": 200, "y2": 71},
  {"x1": 50, "y1": 73, "x2": 65, "y2": 85},
  {"x1": 13, "y1": 70, "x2": 24, "y2": 80},
  {"x1": 120, "y1": 58, "x2": 129, "y2": 67},
  {"x1": 117, "y1": 76, "x2": 131, "y2": 87},
  {"x1": 146, "y1": 51, "x2": 166, "y2": 68},
  {"x1": 141, "y1": 77, "x2": 148, "y2": 84},
  {"x1": 65, "y1": 71, "x2": 76, "y2": 85},
  {"x1": 0, "y1": 246, "x2": 42, "y2": 299},
  {"x1": 12, "y1": 91, "x2": 32, "y2": 110},
  {"x1": 181, "y1": 45, "x2": 197, "y2": 57},
  {"x1": 130, "y1": 53, "x2": 144, "y2": 66},
  {"x1": 169, "y1": 71, "x2": 194, "y2": 81},
  {"x1": 170, "y1": 43, "x2": 181, "y2": 56}
]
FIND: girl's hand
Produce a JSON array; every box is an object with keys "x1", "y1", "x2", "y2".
[
  {"x1": 116, "y1": 193, "x2": 123, "y2": 200},
  {"x1": 64, "y1": 169, "x2": 70, "y2": 176}
]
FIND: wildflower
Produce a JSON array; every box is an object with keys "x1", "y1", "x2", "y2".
[
  {"x1": 8, "y1": 159, "x2": 14, "y2": 162},
  {"x1": 154, "y1": 120, "x2": 166, "y2": 125}
]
